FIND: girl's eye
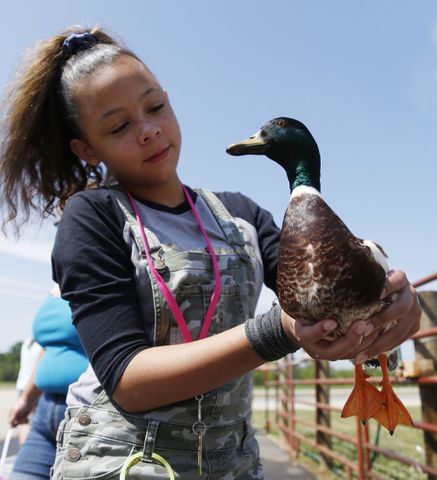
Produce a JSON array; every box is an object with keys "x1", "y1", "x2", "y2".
[
  {"x1": 110, "y1": 122, "x2": 129, "y2": 134},
  {"x1": 149, "y1": 103, "x2": 164, "y2": 114}
]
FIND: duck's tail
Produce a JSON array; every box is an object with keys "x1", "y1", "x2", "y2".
[{"x1": 365, "y1": 349, "x2": 399, "y2": 370}]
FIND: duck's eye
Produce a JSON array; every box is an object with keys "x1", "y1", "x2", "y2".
[{"x1": 275, "y1": 120, "x2": 285, "y2": 127}]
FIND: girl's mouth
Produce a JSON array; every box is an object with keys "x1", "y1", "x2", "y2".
[{"x1": 145, "y1": 146, "x2": 170, "y2": 163}]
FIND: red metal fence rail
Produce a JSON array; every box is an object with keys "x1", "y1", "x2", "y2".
[{"x1": 258, "y1": 273, "x2": 437, "y2": 480}]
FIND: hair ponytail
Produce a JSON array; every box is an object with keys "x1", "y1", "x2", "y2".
[{"x1": 0, "y1": 26, "x2": 140, "y2": 234}]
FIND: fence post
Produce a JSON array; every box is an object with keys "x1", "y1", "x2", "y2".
[
  {"x1": 415, "y1": 291, "x2": 437, "y2": 476},
  {"x1": 264, "y1": 366, "x2": 271, "y2": 433},
  {"x1": 278, "y1": 358, "x2": 289, "y2": 446},
  {"x1": 356, "y1": 418, "x2": 366, "y2": 480},
  {"x1": 315, "y1": 360, "x2": 333, "y2": 468},
  {"x1": 287, "y1": 355, "x2": 298, "y2": 456}
]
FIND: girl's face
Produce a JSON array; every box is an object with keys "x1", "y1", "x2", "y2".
[{"x1": 70, "y1": 55, "x2": 182, "y2": 198}]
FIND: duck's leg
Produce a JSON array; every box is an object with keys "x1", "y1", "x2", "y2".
[
  {"x1": 341, "y1": 363, "x2": 384, "y2": 423},
  {"x1": 370, "y1": 354, "x2": 413, "y2": 435}
]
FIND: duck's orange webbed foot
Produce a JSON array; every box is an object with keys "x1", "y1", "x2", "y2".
[
  {"x1": 370, "y1": 354, "x2": 414, "y2": 435},
  {"x1": 341, "y1": 363, "x2": 384, "y2": 424}
]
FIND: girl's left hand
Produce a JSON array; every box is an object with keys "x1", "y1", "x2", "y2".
[{"x1": 353, "y1": 269, "x2": 421, "y2": 364}]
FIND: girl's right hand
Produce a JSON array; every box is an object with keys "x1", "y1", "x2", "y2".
[
  {"x1": 280, "y1": 268, "x2": 421, "y2": 362},
  {"x1": 281, "y1": 310, "x2": 375, "y2": 361}
]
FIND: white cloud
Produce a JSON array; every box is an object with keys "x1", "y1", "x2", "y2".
[
  {"x1": 0, "y1": 277, "x2": 50, "y2": 299},
  {"x1": 0, "y1": 228, "x2": 54, "y2": 264},
  {"x1": 0, "y1": 213, "x2": 56, "y2": 264},
  {"x1": 0, "y1": 239, "x2": 52, "y2": 263}
]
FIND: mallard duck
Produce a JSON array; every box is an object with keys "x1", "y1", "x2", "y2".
[{"x1": 226, "y1": 117, "x2": 413, "y2": 434}]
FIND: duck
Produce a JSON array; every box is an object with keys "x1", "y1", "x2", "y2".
[{"x1": 226, "y1": 117, "x2": 413, "y2": 434}]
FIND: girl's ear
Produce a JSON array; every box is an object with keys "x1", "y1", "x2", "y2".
[{"x1": 70, "y1": 138, "x2": 100, "y2": 166}]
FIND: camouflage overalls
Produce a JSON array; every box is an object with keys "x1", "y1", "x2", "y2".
[{"x1": 52, "y1": 189, "x2": 265, "y2": 479}]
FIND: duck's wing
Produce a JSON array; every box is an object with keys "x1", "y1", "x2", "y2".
[{"x1": 277, "y1": 191, "x2": 387, "y2": 331}]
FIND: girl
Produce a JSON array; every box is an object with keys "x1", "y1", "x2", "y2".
[{"x1": 0, "y1": 26, "x2": 421, "y2": 479}]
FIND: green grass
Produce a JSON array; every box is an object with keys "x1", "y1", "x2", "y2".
[
  {"x1": 0, "y1": 381, "x2": 15, "y2": 388},
  {"x1": 253, "y1": 407, "x2": 428, "y2": 480}
]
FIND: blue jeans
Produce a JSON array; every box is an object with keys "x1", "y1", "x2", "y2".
[{"x1": 10, "y1": 392, "x2": 66, "y2": 480}]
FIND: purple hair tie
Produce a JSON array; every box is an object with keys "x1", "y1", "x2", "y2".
[{"x1": 62, "y1": 32, "x2": 98, "y2": 56}]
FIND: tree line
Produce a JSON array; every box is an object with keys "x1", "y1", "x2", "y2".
[
  {"x1": 0, "y1": 342, "x2": 21, "y2": 382},
  {"x1": 252, "y1": 361, "x2": 353, "y2": 387},
  {"x1": 1, "y1": 343, "x2": 355, "y2": 385}
]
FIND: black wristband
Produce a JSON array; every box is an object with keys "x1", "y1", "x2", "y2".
[{"x1": 244, "y1": 302, "x2": 300, "y2": 361}]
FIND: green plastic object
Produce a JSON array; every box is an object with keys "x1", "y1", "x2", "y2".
[{"x1": 120, "y1": 451, "x2": 175, "y2": 480}]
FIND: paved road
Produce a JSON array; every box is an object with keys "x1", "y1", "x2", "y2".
[
  {"x1": 0, "y1": 384, "x2": 421, "y2": 479},
  {"x1": 0, "y1": 387, "x2": 18, "y2": 443},
  {"x1": 252, "y1": 385, "x2": 421, "y2": 411},
  {"x1": 0, "y1": 385, "x2": 421, "y2": 440}
]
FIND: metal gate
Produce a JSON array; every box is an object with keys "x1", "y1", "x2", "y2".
[{"x1": 257, "y1": 273, "x2": 437, "y2": 479}]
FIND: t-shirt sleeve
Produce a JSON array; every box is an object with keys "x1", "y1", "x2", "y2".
[
  {"x1": 215, "y1": 191, "x2": 280, "y2": 293},
  {"x1": 51, "y1": 190, "x2": 152, "y2": 396}
]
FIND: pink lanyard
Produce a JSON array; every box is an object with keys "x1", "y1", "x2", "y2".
[{"x1": 126, "y1": 186, "x2": 221, "y2": 343}]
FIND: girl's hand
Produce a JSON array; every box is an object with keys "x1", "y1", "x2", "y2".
[
  {"x1": 280, "y1": 268, "x2": 421, "y2": 362},
  {"x1": 353, "y1": 269, "x2": 421, "y2": 364},
  {"x1": 281, "y1": 311, "x2": 372, "y2": 361}
]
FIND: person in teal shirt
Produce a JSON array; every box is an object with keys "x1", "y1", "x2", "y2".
[{"x1": 9, "y1": 285, "x2": 88, "y2": 480}]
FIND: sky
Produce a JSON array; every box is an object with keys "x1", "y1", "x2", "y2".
[{"x1": 0, "y1": 1, "x2": 436, "y2": 361}]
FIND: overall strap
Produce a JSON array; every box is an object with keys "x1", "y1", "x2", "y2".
[
  {"x1": 110, "y1": 188, "x2": 163, "y2": 259},
  {"x1": 195, "y1": 189, "x2": 250, "y2": 260},
  {"x1": 120, "y1": 419, "x2": 176, "y2": 479},
  {"x1": 141, "y1": 419, "x2": 160, "y2": 463}
]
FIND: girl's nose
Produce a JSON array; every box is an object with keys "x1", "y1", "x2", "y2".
[{"x1": 139, "y1": 122, "x2": 161, "y2": 144}]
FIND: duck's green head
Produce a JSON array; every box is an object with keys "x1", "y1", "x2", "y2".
[{"x1": 227, "y1": 117, "x2": 321, "y2": 191}]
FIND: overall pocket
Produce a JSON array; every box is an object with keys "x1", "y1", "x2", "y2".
[
  {"x1": 61, "y1": 433, "x2": 136, "y2": 480},
  {"x1": 164, "y1": 283, "x2": 246, "y2": 344},
  {"x1": 58, "y1": 406, "x2": 176, "y2": 480}
]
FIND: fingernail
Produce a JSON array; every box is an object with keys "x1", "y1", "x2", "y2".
[
  {"x1": 355, "y1": 322, "x2": 366, "y2": 335},
  {"x1": 390, "y1": 292, "x2": 400, "y2": 302},
  {"x1": 323, "y1": 320, "x2": 337, "y2": 332},
  {"x1": 355, "y1": 353, "x2": 368, "y2": 364},
  {"x1": 364, "y1": 324, "x2": 374, "y2": 336}
]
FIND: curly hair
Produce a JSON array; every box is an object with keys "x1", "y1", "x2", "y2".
[{"x1": 0, "y1": 25, "x2": 142, "y2": 233}]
